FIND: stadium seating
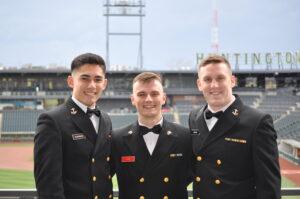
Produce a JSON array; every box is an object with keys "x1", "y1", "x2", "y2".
[
  {"x1": 238, "y1": 95, "x2": 259, "y2": 107},
  {"x1": 0, "y1": 86, "x2": 299, "y2": 142},
  {"x1": 275, "y1": 111, "x2": 300, "y2": 140},
  {"x1": 257, "y1": 88, "x2": 299, "y2": 120},
  {"x1": 178, "y1": 113, "x2": 189, "y2": 128},
  {"x1": 174, "y1": 100, "x2": 204, "y2": 113},
  {"x1": 1, "y1": 110, "x2": 43, "y2": 132},
  {"x1": 98, "y1": 99, "x2": 134, "y2": 113},
  {"x1": 109, "y1": 113, "x2": 137, "y2": 129},
  {"x1": 0, "y1": 110, "x2": 43, "y2": 141}
]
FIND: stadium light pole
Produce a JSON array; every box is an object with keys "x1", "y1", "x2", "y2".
[{"x1": 103, "y1": 0, "x2": 145, "y2": 70}]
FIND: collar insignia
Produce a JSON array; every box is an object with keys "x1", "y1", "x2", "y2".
[
  {"x1": 232, "y1": 109, "x2": 239, "y2": 116},
  {"x1": 70, "y1": 108, "x2": 78, "y2": 115}
]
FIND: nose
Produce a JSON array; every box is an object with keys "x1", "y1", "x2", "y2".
[
  {"x1": 211, "y1": 79, "x2": 219, "y2": 88},
  {"x1": 88, "y1": 80, "x2": 96, "y2": 88},
  {"x1": 145, "y1": 94, "x2": 153, "y2": 102}
]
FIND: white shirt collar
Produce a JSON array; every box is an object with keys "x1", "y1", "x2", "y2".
[
  {"x1": 138, "y1": 117, "x2": 163, "y2": 128},
  {"x1": 71, "y1": 96, "x2": 96, "y2": 113},
  {"x1": 207, "y1": 95, "x2": 236, "y2": 113}
]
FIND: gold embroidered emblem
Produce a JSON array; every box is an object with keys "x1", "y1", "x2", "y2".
[{"x1": 225, "y1": 137, "x2": 247, "y2": 144}]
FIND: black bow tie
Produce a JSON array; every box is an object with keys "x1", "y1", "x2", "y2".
[
  {"x1": 86, "y1": 107, "x2": 101, "y2": 117},
  {"x1": 205, "y1": 109, "x2": 223, "y2": 119},
  {"x1": 139, "y1": 124, "x2": 162, "y2": 135}
]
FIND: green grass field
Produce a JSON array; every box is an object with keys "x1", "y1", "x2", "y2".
[
  {"x1": 281, "y1": 178, "x2": 300, "y2": 199},
  {"x1": 0, "y1": 169, "x2": 299, "y2": 199},
  {"x1": 0, "y1": 169, "x2": 35, "y2": 188},
  {"x1": 0, "y1": 169, "x2": 118, "y2": 189}
]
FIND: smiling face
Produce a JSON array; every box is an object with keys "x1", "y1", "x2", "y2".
[
  {"x1": 131, "y1": 79, "x2": 166, "y2": 124},
  {"x1": 197, "y1": 62, "x2": 236, "y2": 111},
  {"x1": 67, "y1": 64, "x2": 107, "y2": 107}
]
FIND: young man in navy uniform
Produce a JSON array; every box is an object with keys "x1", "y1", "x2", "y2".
[
  {"x1": 112, "y1": 72, "x2": 192, "y2": 199},
  {"x1": 34, "y1": 53, "x2": 113, "y2": 199},
  {"x1": 189, "y1": 55, "x2": 281, "y2": 199}
]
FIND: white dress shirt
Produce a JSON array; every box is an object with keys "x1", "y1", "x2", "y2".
[
  {"x1": 72, "y1": 96, "x2": 99, "y2": 133},
  {"x1": 205, "y1": 96, "x2": 236, "y2": 131},
  {"x1": 139, "y1": 117, "x2": 163, "y2": 155}
]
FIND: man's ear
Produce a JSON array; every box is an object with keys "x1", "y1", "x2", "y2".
[
  {"x1": 162, "y1": 92, "x2": 167, "y2": 105},
  {"x1": 103, "y1": 78, "x2": 108, "y2": 90},
  {"x1": 231, "y1": 75, "x2": 237, "y2": 88},
  {"x1": 197, "y1": 79, "x2": 203, "y2": 92},
  {"x1": 67, "y1": 75, "x2": 74, "y2": 89},
  {"x1": 130, "y1": 94, "x2": 135, "y2": 106}
]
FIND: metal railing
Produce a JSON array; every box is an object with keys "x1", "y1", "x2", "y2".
[{"x1": 0, "y1": 188, "x2": 300, "y2": 198}]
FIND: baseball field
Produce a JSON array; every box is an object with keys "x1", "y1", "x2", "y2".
[{"x1": 0, "y1": 142, "x2": 299, "y2": 199}]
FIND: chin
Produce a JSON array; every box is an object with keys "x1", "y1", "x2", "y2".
[
  {"x1": 208, "y1": 100, "x2": 220, "y2": 106},
  {"x1": 143, "y1": 113, "x2": 157, "y2": 118},
  {"x1": 85, "y1": 100, "x2": 95, "y2": 107}
]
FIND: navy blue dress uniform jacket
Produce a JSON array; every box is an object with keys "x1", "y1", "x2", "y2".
[
  {"x1": 189, "y1": 96, "x2": 281, "y2": 199},
  {"x1": 34, "y1": 98, "x2": 113, "y2": 199},
  {"x1": 112, "y1": 119, "x2": 192, "y2": 199}
]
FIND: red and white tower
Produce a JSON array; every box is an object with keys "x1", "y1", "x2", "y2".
[{"x1": 211, "y1": 0, "x2": 219, "y2": 53}]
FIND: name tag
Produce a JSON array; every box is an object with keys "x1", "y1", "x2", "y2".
[
  {"x1": 170, "y1": 153, "x2": 183, "y2": 158},
  {"x1": 121, "y1": 156, "x2": 136, "y2": 163},
  {"x1": 191, "y1": 129, "x2": 200, "y2": 135},
  {"x1": 225, "y1": 137, "x2": 247, "y2": 144},
  {"x1": 72, "y1": 133, "x2": 86, "y2": 140}
]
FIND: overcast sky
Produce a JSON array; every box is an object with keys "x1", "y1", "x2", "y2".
[{"x1": 0, "y1": 0, "x2": 299, "y2": 70}]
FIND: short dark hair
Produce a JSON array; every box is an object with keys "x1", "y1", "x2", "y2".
[
  {"x1": 198, "y1": 54, "x2": 231, "y2": 71},
  {"x1": 133, "y1": 72, "x2": 162, "y2": 84},
  {"x1": 71, "y1": 53, "x2": 106, "y2": 73}
]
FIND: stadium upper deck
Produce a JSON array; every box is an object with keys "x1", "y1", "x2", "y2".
[
  {"x1": 0, "y1": 68, "x2": 299, "y2": 110},
  {"x1": 1, "y1": 68, "x2": 300, "y2": 91}
]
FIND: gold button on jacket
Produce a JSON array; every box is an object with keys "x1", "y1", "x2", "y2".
[
  {"x1": 139, "y1": 177, "x2": 145, "y2": 183},
  {"x1": 163, "y1": 177, "x2": 169, "y2": 183},
  {"x1": 197, "y1": 156, "x2": 202, "y2": 161}
]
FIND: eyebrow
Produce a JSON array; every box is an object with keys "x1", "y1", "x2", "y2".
[
  {"x1": 80, "y1": 74, "x2": 104, "y2": 79},
  {"x1": 136, "y1": 90, "x2": 160, "y2": 94},
  {"x1": 80, "y1": 74, "x2": 90, "y2": 77}
]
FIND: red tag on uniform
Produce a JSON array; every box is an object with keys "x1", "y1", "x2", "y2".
[{"x1": 121, "y1": 156, "x2": 135, "y2": 163}]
